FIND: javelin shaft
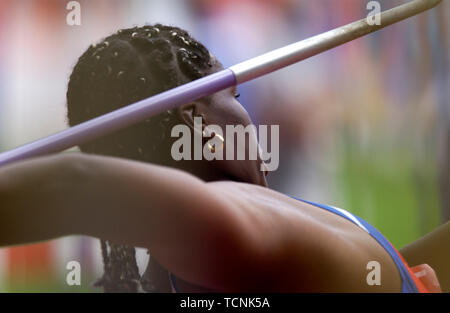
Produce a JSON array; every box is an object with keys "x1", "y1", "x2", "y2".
[
  {"x1": 230, "y1": 0, "x2": 443, "y2": 83},
  {"x1": 0, "y1": 70, "x2": 236, "y2": 166},
  {"x1": 0, "y1": 0, "x2": 442, "y2": 167}
]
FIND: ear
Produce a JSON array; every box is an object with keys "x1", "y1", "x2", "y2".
[
  {"x1": 177, "y1": 102, "x2": 196, "y2": 130},
  {"x1": 177, "y1": 102, "x2": 206, "y2": 131}
]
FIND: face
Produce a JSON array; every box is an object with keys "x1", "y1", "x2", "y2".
[{"x1": 177, "y1": 58, "x2": 268, "y2": 187}]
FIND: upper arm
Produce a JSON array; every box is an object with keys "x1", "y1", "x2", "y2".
[
  {"x1": 0, "y1": 154, "x2": 266, "y2": 290},
  {"x1": 400, "y1": 222, "x2": 450, "y2": 292},
  {"x1": 0, "y1": 153, "x2": 403, "y2": 292}
]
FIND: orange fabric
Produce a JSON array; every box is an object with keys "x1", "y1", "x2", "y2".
[
  {"x1": 392, "y1": 247, "x2": 430, "y2": 293},
  {"x1": 7, "y1": 243, "x2": 53, "y2": 284}
]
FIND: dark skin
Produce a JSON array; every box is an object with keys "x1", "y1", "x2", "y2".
[{"x1": 0, "y1": 58, "x2": 447, "y2": 292}]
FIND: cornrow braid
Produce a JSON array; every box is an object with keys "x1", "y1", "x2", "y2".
[{"x1": 67, "y1": 24, "x2": 215, "y2": 293}]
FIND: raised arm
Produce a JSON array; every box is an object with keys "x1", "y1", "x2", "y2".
[
  {"x1": 0, "y1": 153, "x2": 403, "y2": 292},
  {"x1": 0, "y1": 153, "x2": 265, "y2": 290},
  {"x1": 400, "y1": 221, "x2": 450, "y2": 292}
]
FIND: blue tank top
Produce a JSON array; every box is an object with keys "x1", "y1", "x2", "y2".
[{"x1": 169, "y1": 197, "x2": 419, "y2": 293}]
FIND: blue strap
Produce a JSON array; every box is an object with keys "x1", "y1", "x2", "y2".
[
  {"x1": 169, "y1": 196, "x2": 419, "y2": 293},
  {"x1": 291, "y1": 196, "x2": 418, "y2": 293}
]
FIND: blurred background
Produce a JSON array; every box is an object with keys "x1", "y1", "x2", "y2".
[{"x1": 0, "y1": 0, "x2": 448, "y2": 292}]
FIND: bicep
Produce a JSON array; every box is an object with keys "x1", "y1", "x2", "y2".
[
  {"x1": 0, "y1": 153, "x2": 258, "y2": 288},
  {"x1": 400, "y1": 222, "x2": 450, "y2": 292},
  {"x1": 1, "y1": 154, "x2": 403, "y2": 291}
]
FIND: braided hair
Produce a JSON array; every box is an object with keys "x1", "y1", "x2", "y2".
[{"x1": 66, "y1": 24, "x2": 214, "y2": 292}]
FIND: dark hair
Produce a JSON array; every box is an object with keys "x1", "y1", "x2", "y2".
[{"x1": 66, "y1": 24, "x2": 214, "y2": 292}]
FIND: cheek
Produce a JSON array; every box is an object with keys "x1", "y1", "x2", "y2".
[{"x1": 211, "y1": 94, "x2": 251, "y2": 123}]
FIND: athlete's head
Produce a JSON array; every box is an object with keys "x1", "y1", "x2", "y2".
[
  {"x1": 66, "y1": 24, "x2": 267, "y2": 292},
  {"x1": 67, "y1": 24, "x2": 267, "y2": 187}
]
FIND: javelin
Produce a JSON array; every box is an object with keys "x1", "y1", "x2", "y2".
[{"x1": 0, "y1": 0, "x2": 443, "y2": 167}]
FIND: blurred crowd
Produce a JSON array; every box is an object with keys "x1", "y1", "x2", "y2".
[{"x1": 0, "y1": 0, "x2": 448, "y2": 292}]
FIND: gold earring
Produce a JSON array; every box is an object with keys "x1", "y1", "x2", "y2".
[{"x1": 207, "y1": 133, "x2": 224, "y2": 153}]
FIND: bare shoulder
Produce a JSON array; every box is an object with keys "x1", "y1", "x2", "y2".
[
  {"x1": 207, "y1": 180, "x2": 303, "y2": 211},
  {"x1": 207, "y1": 181, "x2": 403, "y2": 292}
]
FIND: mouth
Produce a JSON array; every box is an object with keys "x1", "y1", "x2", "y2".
[
  {"x1": 257, "y1": 159, "x2": 269, "y2": 187},
  {"x1": 260, "y1": 160, "x2": 269, "y2": 177}
]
